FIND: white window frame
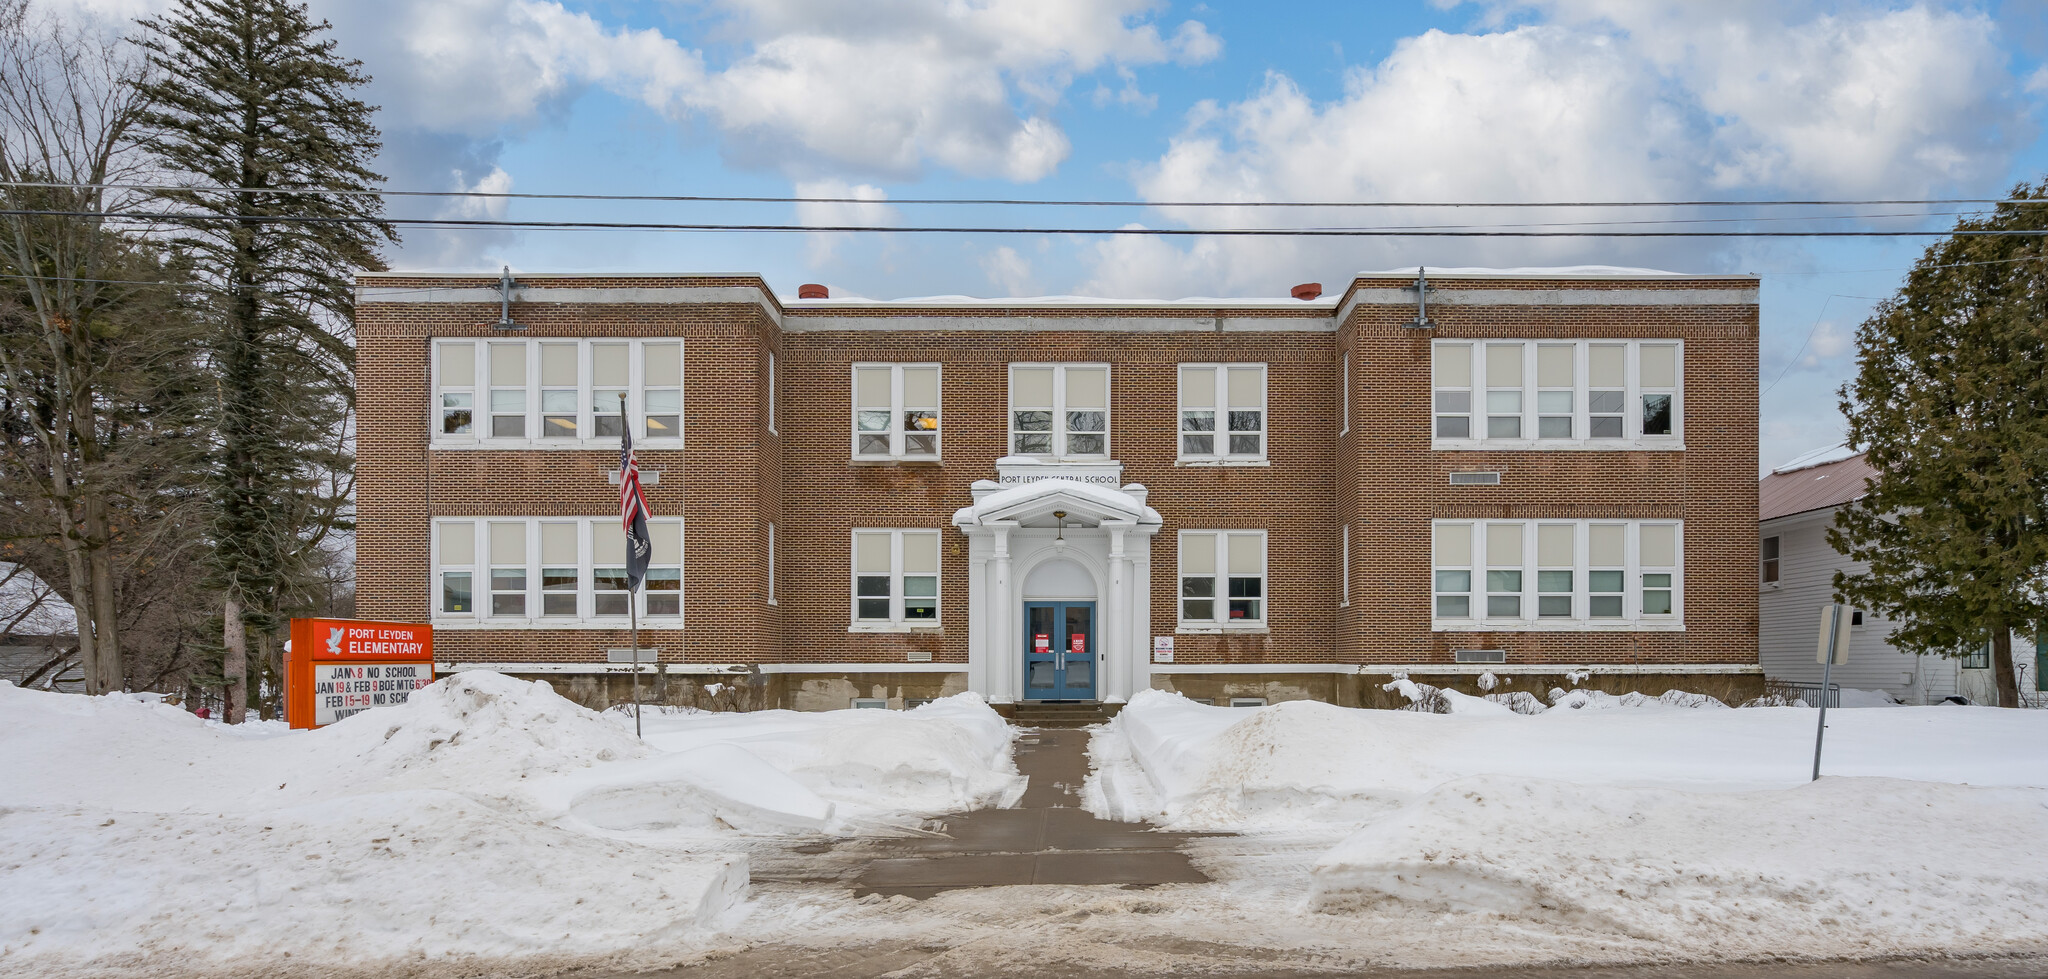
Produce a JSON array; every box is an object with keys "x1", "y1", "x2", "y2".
[
  {"x1": 849, "y1": 529, "x2": 942, "y2": 631},
  {"x1": 1430, "y1": 519, "x2": 1685, "y2": 631},
  {"x1": 1007, "y1": 363, "x2": 1111, "y2": 460},
  {"x1": 1761, "y1": 535, "x2": 1780, "y2": 586},
  {"x1": 1339, "y1": 352, "x2": 1351, "y2": 437},
  {"x1": 1177, "y1": 363, "x2": 1267, "y2": 464},
  {"x1": 850, "y1": 363, "x2": 942, "y2": 461},
  {"x1": 1340, "y1": 523, "x2": 1351, "y2": 607},
  {"x1": 430, "y1": 338, "x2": 685, "y2": 449},
  {"x1": 430, "y1": 516, "x2": 684, "y2": 628},
  {"x1": 766, "y1": 521, "x2": 778, "y2": 606},
  {"x1": 1177, "y1": 530, "x2": 1268, "y2": 632},
  {"x1": 1430, "y1": 340, "x2": 1685, "y2": 451},
  {"x1": 766, "y1": 351, "x2": 778, "y2": 436}
]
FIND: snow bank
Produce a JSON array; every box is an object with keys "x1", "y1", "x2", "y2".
[
  {"x1": 1100, "y1": 689, "x2": 2048, "y2": 831},
  {"x1": 0, "y1": 676, "x2": 1018, "y2": 978},
  {"x1": 1310, "y1": 775, "x2": 2048, "y2": 955},
  {"x1": 632, "y1": 692, "x2": 1025, "y2": 819}
]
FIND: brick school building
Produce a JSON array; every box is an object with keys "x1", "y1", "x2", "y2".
[{"x1": 352, "y1": 269, "x2": 1761, "y2": 711}]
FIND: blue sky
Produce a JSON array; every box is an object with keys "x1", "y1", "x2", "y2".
[{"x1": 61, "y1": 0, "x2": 2048, "y2": 470}]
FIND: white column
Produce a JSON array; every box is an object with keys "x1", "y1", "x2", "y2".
[
  {"x1": 1104, "y1": 526, "x2": 1130, "y2": 702},
  {"x1": 1130, "y1": 534, "x2": 1154, "y2": 698},
  {"x1": 964, "y1": 530, "x2": 990, "y2": 697},
  {"x1": 989, "y1": 525, "x2": 1014, "y2": 704}
]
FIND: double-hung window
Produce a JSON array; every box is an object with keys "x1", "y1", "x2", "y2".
[
  {"x1": 1432, "y1": 519, "x2": 1682, "y2": 628},
  {"x1": 1639, "y1": 523, "x2": 1677, "y2": 616},
  {"x1": 852, "y1": 364, "x2": 941, "y2": 460},
  {"x1": 434, "y1": 517, "x2": 683, "y2": 625},
  {"x1": 1484, "y1": 523, "x2": 1522, "y2": 617},
  {"x1": 592, "y1": 342, "x2": 629, "y2": 438},
  {"x1": 1432, "y1": 340, "x2": 1684, "y2": 447},
  {"x1": 1484, "y1": 344, "x2": 1523, "y2": 439},
  {"x1": 851, "y1": 529, "x2": 941, "y2": 627},
  {"x1": 1536, "y1": 344, "x2": 1574, "y2": 439},
  {"x1": 539, "y1": 522, "x2": 579, "y2": 616},
  {"x1": 1010, "y1": 364, "x2": 1108, "y2": 458},
  {"x1": 438, "y1": 342, "x2": 475, "y2": 435},
  {"x1": 1536, "y1": 524, "x2": 1574, "y2": 617},
  {"x1": 1179, "y1": 530, "x2": 1266, "y2": 628},
  {"x1": 1761, "y1": 535, "x2": 1781, "y2": 585},
  {"x1": 437, "y1": 521, "x2": 476, "y2": 615},
  {"x1": 433, "y1": 338, "x2": 683, "y2": 445},
  {"x1": 1178, "y1": 363, "x2": 1266, "y2": 462},
  {"x1": 643, "y1": 343, "x2": 682, "y2": 437},
  {"x1": 539, "y1": 343, "x2": 579, "y2": 438},
  {"x1": 488, "y1": 521, "x2": 527, "y2": 616},
  {"x1": 1433, "y1": 344, "x2": 1473, "y2": 438},
  {"x1": 1588, "y1": 523, "x2": 1627, "y2": 618},
  {"x1": 488, "y1": 343, "x2": 527, "y2": 437},
  {"x1": 1432, "y1": 523, "x2": 1471, "y2": 618}
]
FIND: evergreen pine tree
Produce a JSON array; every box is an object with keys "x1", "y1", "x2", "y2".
[
  {"x1": 136, "y1": 0, "x2": 393, "y2": 721},
  {"x1": 1830, "y1": 179, "x2": 2048, "y2": 706}
]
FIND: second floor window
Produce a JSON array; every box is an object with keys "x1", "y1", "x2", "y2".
[
  {"x1": 1178, "y1": 363, "x2": 1266, "y2": 462},
  {"x1": 1761, "y1": 535, "x2": 1780, "y2": 584},
  {"x1": 852, "y1": 364, "x2": 940, "y2": 460},
  {"x1": 1433, "y1": 340, "x2": 1683, "y2": 448},
  {"x1": 433, "y1": 339, "x2": 682, "y2": 445},
  {"x1": 1010, "y1": 364, "x2": 1108, "y2": 459}
]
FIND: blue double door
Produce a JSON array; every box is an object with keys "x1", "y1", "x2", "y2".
[{"x1": 1023, "y1": 601, "x2": 1097, "y2": 701}]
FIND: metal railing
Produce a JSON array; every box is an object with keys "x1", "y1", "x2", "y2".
[{"x1": 1785, "y1": 682, "x2": 1840, "y2": 709}]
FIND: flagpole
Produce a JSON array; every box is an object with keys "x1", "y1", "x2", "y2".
[
  {"x1": 621, "y1": 391, "x2": 643, "y2": 740},
  {"x1": 630, "y1": 581, "x2": 642, "y2": 739}
]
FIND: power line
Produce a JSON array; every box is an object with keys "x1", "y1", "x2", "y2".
[
  {"x1": 4, "y1": 208, "x2": 2044, "y2": 238},
  {"x1": 3, "y1": 179, "x2": 2044, "y2": 210}
]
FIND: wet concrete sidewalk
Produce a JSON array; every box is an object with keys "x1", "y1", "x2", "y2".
[{"x1": 853, "y1": 726, "x2": 1212, "y2": 899}]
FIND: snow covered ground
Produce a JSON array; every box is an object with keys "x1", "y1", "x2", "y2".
[
  {"x1": 0, "y1": 674, "x2": 1019, "y2": 979},
  {"x1": 1085, "y1": 689, "x2": 2048, "y2": 961}
]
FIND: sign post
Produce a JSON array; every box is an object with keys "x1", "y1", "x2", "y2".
[
  {"x1": 1811, "y1": 603, "x2": 1852, "y2": 780},
  {"x1": 286, "y1": 618, "x2": 435, "y2": 729}
]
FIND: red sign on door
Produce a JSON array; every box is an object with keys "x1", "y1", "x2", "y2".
[
  {"x1": 1070, "y1": 634, "x2": 1086, "y2": 655},
  {"x1": 1034, "y1": 633, "x2": 1051, "y2": 650}
]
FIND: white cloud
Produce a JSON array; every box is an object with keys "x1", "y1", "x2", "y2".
[
  {"x1": 979, "y1": 245, "x2": 1040, "y2": 296},
  {"x1": 680, "y1": 0, "x2": 1217, "y2": 181},
  {"x1": 793, "y1": 180, "x2": 897, "y2": 266},
  {"x1": 1080, "y1": 4, "x2": 2026, "y2": 298}
]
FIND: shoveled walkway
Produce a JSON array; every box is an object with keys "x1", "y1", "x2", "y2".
[{"x1": 852, "y1": 726, "x2": 1212, "y2": 899}]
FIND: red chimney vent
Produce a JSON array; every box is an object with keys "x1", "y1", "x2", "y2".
[
  {"x1": 798, "y1": 283, "x2": 829, "y2": 299},
  {"x1": 1291, "y1": 282, "x2": 1323, "y2": 301}
]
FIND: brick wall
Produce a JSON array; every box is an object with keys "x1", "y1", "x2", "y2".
[{"x1": 354, "y1": 273, "x2": 1758, "y2": 679}]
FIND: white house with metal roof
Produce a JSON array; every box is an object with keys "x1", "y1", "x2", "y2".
[{"x1": 1758, "y1": 449, "x2": 2041, "y2": 705}]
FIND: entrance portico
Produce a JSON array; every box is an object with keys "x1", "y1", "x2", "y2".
[{"x1": 952, "y1": 470, "x2": 1162, "y2": 704}]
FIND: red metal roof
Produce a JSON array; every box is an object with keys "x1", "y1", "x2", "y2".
[{"x1": 1759, "y1": 452, "x2": 1879, "y2": 521}]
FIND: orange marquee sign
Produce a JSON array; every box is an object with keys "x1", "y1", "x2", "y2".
[{"x1": 286, "y1": 618, "x2": 436, "y2": 729}]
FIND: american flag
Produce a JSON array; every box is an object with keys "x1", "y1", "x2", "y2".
[{"x1": 619, "y1": 420, "x2": 652, "y2": 590}]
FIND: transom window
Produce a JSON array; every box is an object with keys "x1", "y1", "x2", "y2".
[
  {"x1": 434, "y1": 517, "x2": 682, "y2": 624},
  {"x1": 1433, "y1": 519, "x2": 1682, "y2": 628},
  {"x1": 1433, "y1": 340, "x2": 1682, "y2": 447},
  {"x1": 851, "y1": 529, "x2": 941, "y2": 627},
  {"x1": 852, "y1": 364, "x2": 941, "y2": 460},
  {"x1": 433, "y1": 339, "x2": 682, "y2": 445},
  {"x1": 1178, "y1": 363, "x2": 1266, "y2": 462},
  {"x1": 1009, "y1": 364, "x2": 1108, "y2": 458},
  {"x1": 1179, "y1": 530, "x2": 1266, "y2": 628}
]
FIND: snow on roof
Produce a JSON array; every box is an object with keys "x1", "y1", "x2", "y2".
[
  {"x1": 1770, "y1": 443, "x2": 1861, "y2": 474},
  {"x1": 782, "y1": 293, "x2": 1339, "y2": 308},
  {"x1": 1759, "y1": 451, "x2": 1878, "y2": 522},
  {"x1": 1355, "y1": 265, "x2": 1693, "y2": 278},
  {"x1": 0, "y1": 562, "x2": 76, "y2": 636}
]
